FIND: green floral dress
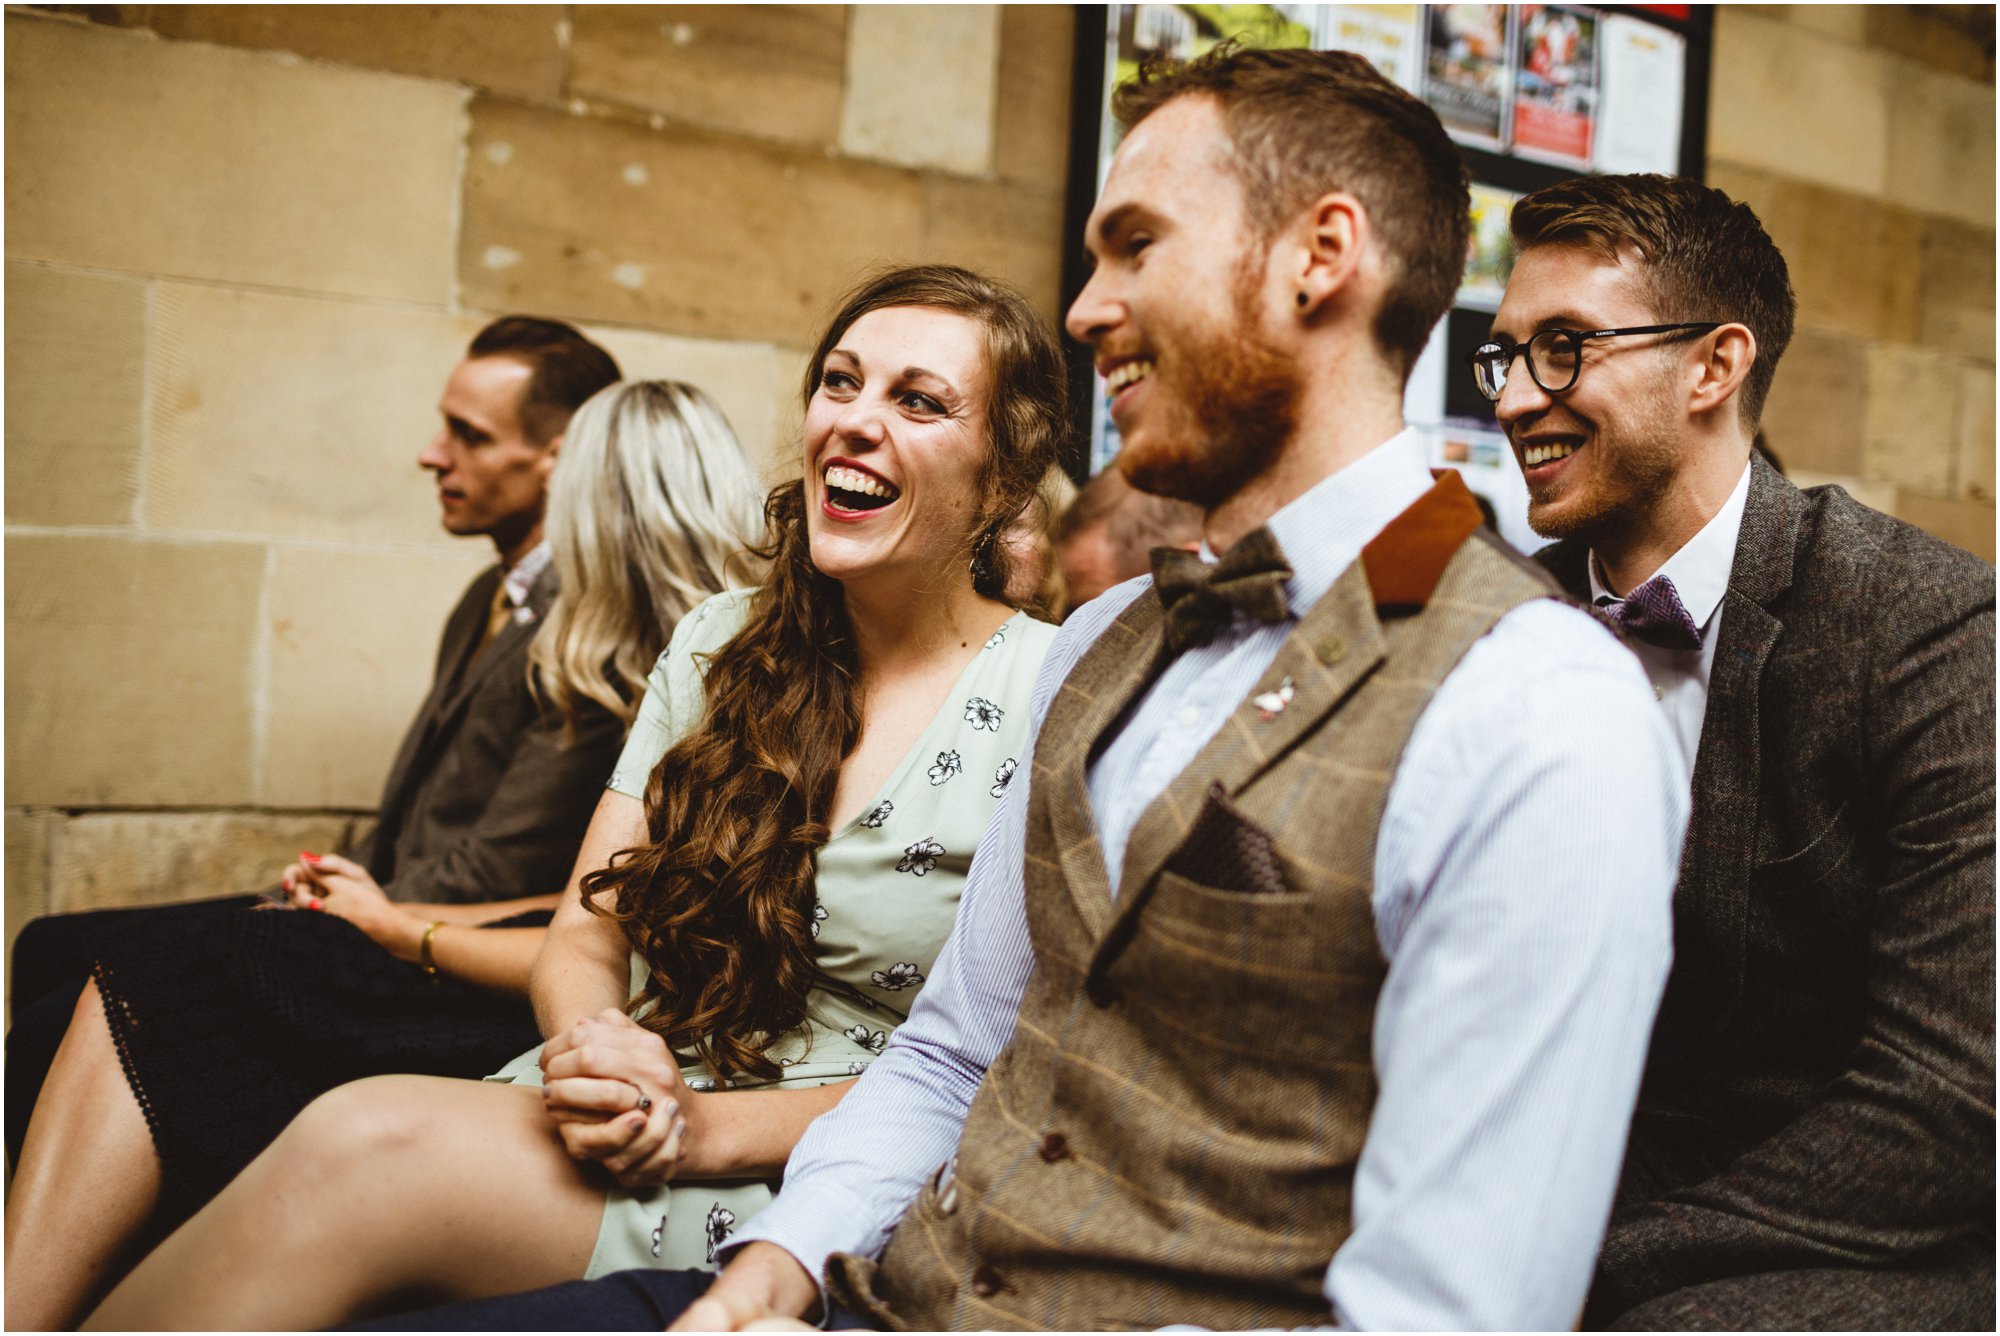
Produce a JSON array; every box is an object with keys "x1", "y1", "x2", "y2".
[{"x1": 487, "y1": 588, "x2": 1054, "y2": 1275}]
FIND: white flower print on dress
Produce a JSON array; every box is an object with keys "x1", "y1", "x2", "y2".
[
  {"x1": 963, "y1": 697, "x2": 1003, "y2": 731},
  {"x1": 847, "y1": 1060, "x2": 869, "y2": 1075},
  {"x1": 897, "y1": 837, "x2": 944, "y2": 875},
  {"x1": 927, "y1": 751, "x2": 961, "y2": 785},
  {"x1": 810, "y1": 900, "x2": 828, "y2": 937},
  {"x1": 871, "y1": 962, "x2": 925, "y2": 991},
  {"x1": 984, "y1": 624, "x2": 1007, "y2": 649},
  {"x1": 651, "y1": 1215, "x2": 667, "y2": 1258},
  {"x1": 687, "y1": 1077, "x2": 717, "y2": 1092},
  {"x1": 705, "y1": 1204, "x2": 737, "y2": 1263},
  {"x1": 860, "y1": 799, "x2": 893, "y2": 828},
  {"x1": 991, "y1": 758, "x2": 1017, "y2": 798},
  {"x1": 844, "y1": 1024, "x2": 888, "y2": 1054}
]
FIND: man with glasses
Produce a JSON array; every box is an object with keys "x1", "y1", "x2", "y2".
[{"x1": 1482, "y1": 173, "x2": 1994, "y2": 1329}]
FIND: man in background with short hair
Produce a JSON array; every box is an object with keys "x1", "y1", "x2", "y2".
[
  {"x1": 8, "y1": 316, "x2": 626, "y2": 1153},
  {"x1": 1483, "y1": 173, "x2": 1994, "y2": 1329},
  {"x1": 1054, "y1": 464, "x2": 1202, "y2": 612}
]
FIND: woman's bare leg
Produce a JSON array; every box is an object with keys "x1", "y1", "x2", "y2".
[
  {"x1": 4, "y1": 979, "x2": 165, "y2": 1331},
  {"x1": 82, "y1": 1075, "x2": 607, "y2": 1331}
]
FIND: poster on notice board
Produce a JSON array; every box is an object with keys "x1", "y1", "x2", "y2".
[
  {"x1": 1422, "y1": 4, "x2": 1512, "y2": 150},
  {"x1": 1511, "y1": 4, "x2": 1599, "y2": 168},
  {"x1": 1320, "y1": 5, "x2": 1421, "y2": 90},
  {"x1": 1595, "y1": 11, "x2": 1686, "y2": 172}
]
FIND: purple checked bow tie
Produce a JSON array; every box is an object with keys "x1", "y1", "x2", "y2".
[{"x1": 1595, "y1": 575, "x2": 1703, "y2": 652}]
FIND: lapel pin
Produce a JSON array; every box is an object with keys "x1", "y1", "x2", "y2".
[{"x1": 1253, "y1": 676, "x2": 1294, "y2": 720}]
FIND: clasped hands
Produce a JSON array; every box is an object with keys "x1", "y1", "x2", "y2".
[{"x1": 540, "y1": 1008, "x2": 697, "y2": 1189}]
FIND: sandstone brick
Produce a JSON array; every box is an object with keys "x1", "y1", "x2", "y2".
[
  {"x1": 4, "y1": 12, "x2": 460, "y2": 303},
  {"x1": 1708, "y1": 165, "x2": 1922, "y2": 345},
  {"x1": 1759, "y1": 330, "x2": 1867, "y2": 478},
  {"x1": 1773, "y1": 6, "x2": 1871, "y2": 43},
  {"x1": 841, "y1": 4, "x2": 1000, "y2": 176},
  {"x1": 261, "y1": 545, "x2": 492, "y2": 809},
  {"x1": 1918, "y1": 217, "x2": 1997, "y2": 360},
  {"x1": 48, "y1": 810, "x2": 363, "y2": 913},
  {"x1": 1862, "y1": 344, "x2": 1960, "y2": 494},
  {"x1": 460, "y1": 98, "x2": 926, "y2": 347},
  {"x1": 1885, "y1": 60, "x2": 1996, "y2": 228},
  {"x1": 1709, "y1": 10, "x2": 1890, "y2": 198},
  {"x1": 146, "y1": 284, "x2": 484, "y2": 546},
  {"x1": 5, "y1": 263, "x2": 146, "y2": 527},
  {"x1": 923, "y1": 179, "x2": 1068, "y2": 330},
  {"x1": 151, "y1": 4, "x2": 566, "y2": 102},
  {"x1": 570, "y1": 5, "x2": 848, "y2": 147},
  {"x1": 1891, "y1": 489, "x2": 1997, "y2": 562},
  {"x1": 994, "y1": 3, "x2": 1076, "y2": 189},
  {"x1": 1788, "y1": 470, "x2": 1898, "y2": 518},
  {"x1": 1866, "y1": 6, "x2": 1995, "y2": 84},
  {"x1": 1957, "y1": 363, "x2": 1996, "y2": 501},
  {"x1": 6, "y1": 533, "x2": 264, "y2": 807},
  {"x1": 6, "y1": 810, "x2": 55, "y2": 979},
  {"x1": 18, "y1": 5, "x2": 151, "y2": 27},
  {"x1": 582, "y1": 324, "x2": 810, "y2": 480}
]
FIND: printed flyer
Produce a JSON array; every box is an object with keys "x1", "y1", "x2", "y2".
[
  {"x1": 1595, "y1": 11, "x2": 1686, "y2": 173},
  {"x1": 1319, "y1": 5, "x2": 1421, "y2": 90},
  {"x1": 1422, "y1": 4, "x2": 1512, "y2": 150},
  {"x1": 1512, "y1": 4, "x2": 1599, "y2": 168},
  {"x1": 1461, "y1": 181, "x2": 1526, "y2": 309}
]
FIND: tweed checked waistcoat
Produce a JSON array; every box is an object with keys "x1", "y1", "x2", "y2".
[{"x1": 827, "y1": 475, "x2": 1562, "y2": 1331}]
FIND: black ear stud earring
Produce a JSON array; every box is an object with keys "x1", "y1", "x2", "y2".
[{"x1": 1296, "y1": 291, "x2": 1308, "y2": 308}]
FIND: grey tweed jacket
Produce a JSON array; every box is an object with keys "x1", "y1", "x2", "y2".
[
  {"x1": 1539, "y1": 454, "x2": 1995, "y2": 1323},
  {"x1": 353, "y1": 562, "x2": 622, "y2": 905}
]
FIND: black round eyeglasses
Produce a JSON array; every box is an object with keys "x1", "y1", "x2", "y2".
[{"x1": 1468, "y1": 323, "x2": 1722, "y2": 401}]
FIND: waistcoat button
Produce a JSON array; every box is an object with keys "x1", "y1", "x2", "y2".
[
  {"x1": 971, "y1": 1263, "x2": 1007, "y2": 1298},
  {"x1": 1086, "y1": 977, "x2": 1120, "y2": 1007},
  {"x1": 1038, "y1": 1131, "x2": 1070, "y2": 1162}
]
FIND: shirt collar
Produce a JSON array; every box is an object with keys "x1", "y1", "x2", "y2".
[
  {"x1": 502, "y1": 540, "x2": 553, "y2": 610},
  {"x1": 1257, "y1": 426, "x2": 1434, "y2": 616},
  {"x1": 1587, "y1": 459, "x2": 1751, "y2": 631}
]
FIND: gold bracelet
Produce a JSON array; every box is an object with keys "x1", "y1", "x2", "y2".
[{"x1": 419, "y1": 920, "x2": 445, "y2": 978}]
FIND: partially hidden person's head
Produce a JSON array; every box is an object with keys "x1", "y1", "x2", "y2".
[
  {"x1": 999, "y1": 465, "x2": 1081, "y2": 620},
  {"x1": 1055, "y1": 466, "x2": 1203, "y2": 613},
  {"x1": 791, "y1": 263, "x2": 1068, "y2": 607},
  {"x1": 1489, "y1": 174, "x2": 1794, "y2": 547},
  {"x1": 419, "y1": 316, "x2": 622, "y2": 563},
  {"x1": 1067, "y1": 44, "x2": 1468, "y2": 511},
  {"x1": 532, "y1": 379, "x2": 767, "y2": 732}
]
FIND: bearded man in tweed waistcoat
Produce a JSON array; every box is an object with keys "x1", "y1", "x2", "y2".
[
  {"x1": 1483, "y1": 175, "x2": 1995, "y2": 1330},
  {"x1": 356, "y1": 47, "x2": 1689, "y2": 1336}
]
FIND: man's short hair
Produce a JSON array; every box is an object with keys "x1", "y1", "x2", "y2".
[
  {"x1": 1057, "y1": 467, "x2": 1202, "y2": 562},
  {"x1": 1112, "y1": 44, "x2": 1470, "y2": 378},
  {"x1": 1509, "y1": 174, "x2": 1797, "y2": 428},
  {"x1": 466, "y1": 316, "x2": 622, "y2": 444}
]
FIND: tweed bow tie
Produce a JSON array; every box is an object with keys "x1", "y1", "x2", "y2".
[
  {"x1": 1596, "y1": 574, "x2": 1703, "y2": 652},
  {"x1": 1151, "y1": 527, "x2": 1293, "y2": 653}
]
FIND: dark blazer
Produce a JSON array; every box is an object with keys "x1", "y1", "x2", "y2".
[
  {"x1": 1539, "y1": 454, "x2": 1995, "y2": 1323},
  {"x1": 352, "y1": 562, "x2": 622, "y2": 905}
]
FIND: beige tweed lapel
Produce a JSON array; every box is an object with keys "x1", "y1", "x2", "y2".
[
  {"x1": 1032, "y1": 587, "x2": 1172, "y2": 939},
  {"x1": 1110, "y1": 563, "x2": 1387, "y2": 908}
]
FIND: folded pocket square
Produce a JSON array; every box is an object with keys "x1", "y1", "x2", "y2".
[{"x1": 1163, "y1": 783, "x2": 1289, "y2": 895}]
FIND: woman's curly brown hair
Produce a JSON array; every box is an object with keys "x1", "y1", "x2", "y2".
[{"x1": 581, "y1": 265, "x2": 1067, "y2": 1081}]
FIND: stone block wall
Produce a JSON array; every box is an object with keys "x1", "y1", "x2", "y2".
[
  {"x1": 5, "y1": 5, "x2": 1993, "y2": 954},
  {"x1": 1712, "y1": 6, "x2": 1996, "y2": 559},
  {"x1": 4, "y1": 3, "x2": 1075, "y2": 945}
]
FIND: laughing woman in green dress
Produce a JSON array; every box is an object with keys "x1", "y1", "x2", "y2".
[{"x1": 83, "y1": 265, "x2": 1067, "y2": 1331}]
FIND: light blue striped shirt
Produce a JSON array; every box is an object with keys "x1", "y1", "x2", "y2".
[{"x1": 736, "y1": 429, "x2": 1686, "y2": 1330}]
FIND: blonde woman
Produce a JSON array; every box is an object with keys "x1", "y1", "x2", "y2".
[{"x1": 5, "y1": 379, "x2": 764, "y2": 1333}]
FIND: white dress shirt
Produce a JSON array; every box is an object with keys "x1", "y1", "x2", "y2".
[
  {"x1": 1587, "y1": 461, "x2": 1752, "y2": 776},
  {"x1": 735, "y1": 430, "x2": 1687, "y2": 1330}
]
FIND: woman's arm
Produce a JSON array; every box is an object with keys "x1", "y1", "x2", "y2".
[
  {"x1": 529, "y1": 788, "x2": 650, "y2": 1038},
  {"x1": 398, "y1": 895, "x2": 560, "y2": 926},
  {"x1": 679, "y1": 1081, "x2": 855, "y2": 1180}
]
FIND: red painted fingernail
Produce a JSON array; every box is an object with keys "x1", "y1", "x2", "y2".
[
  {"x1": 300, "y1": 851, "x2": 321, "y2": 863},
  {"x1": 307, "y1": 898, "x2": 324, "y2": 911}
]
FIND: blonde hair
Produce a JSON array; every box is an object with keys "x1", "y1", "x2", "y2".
[{"x1": 531, "y1": 380, "x2": 765, "y2": 729}]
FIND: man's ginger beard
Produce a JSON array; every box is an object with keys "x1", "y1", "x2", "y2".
[{"x1": 1118, "y1": 247, "x2": 1300, "y2": 509}]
